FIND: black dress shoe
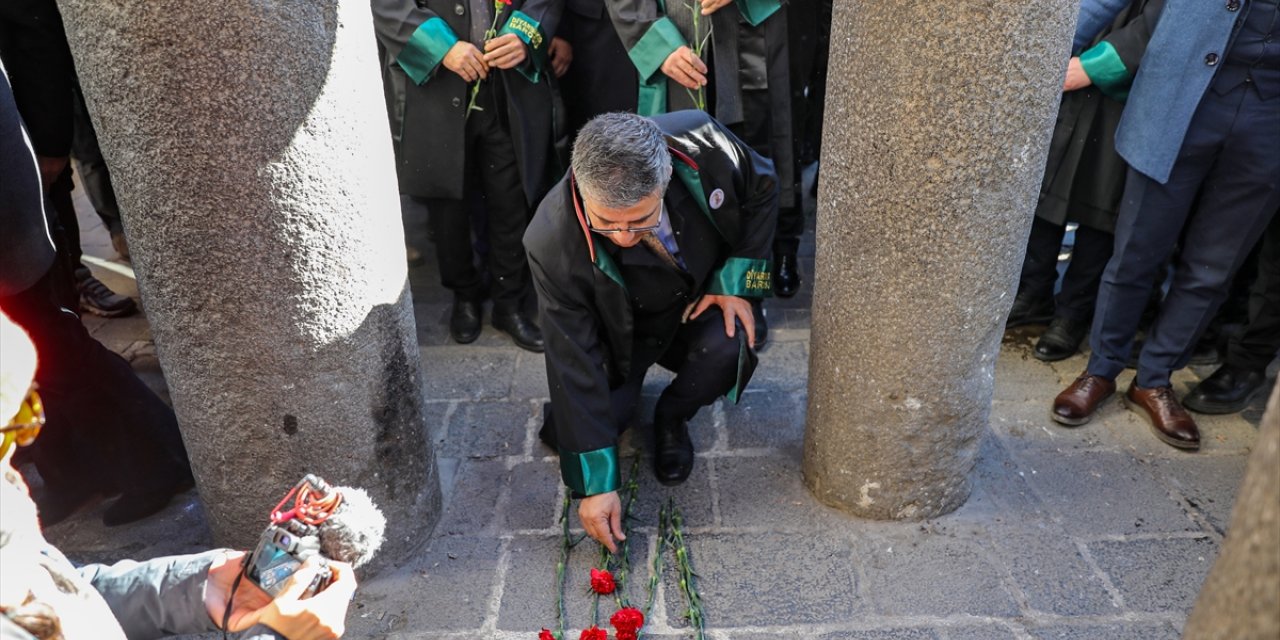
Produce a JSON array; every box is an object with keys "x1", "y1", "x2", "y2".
[
  {"x1": 493, "y1": 310, "x2": 544, "y2": 352},
  {"x1": 1184, "y1": 364, "x2": 1268, "y2": 415},
  {"x1": 1034, "y1": 316, "x2": 1089, "y2": 362},
  {"x1": 450, "y1": 297, "x2": 483, "y2": 344},
  {"x1": 1006, "y1": 292, "x2": 1054, "y2": 327},
  {"x1": 774, "y1": 253, "x2": 802, "y2": 298},
  {"x1": 653, "y1": 417, "x2": 694, "y2": 486}
]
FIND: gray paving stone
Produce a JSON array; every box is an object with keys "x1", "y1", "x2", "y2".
[
  {"x1": 944, "y1": 626, "x2": 1019, "y2": 640},
  {"x1": 1025, "y1": 622, "x2": 1180, "y2": 639},
  {"x1": 627, "y1": 457, "x2": 717, "y2": 529},
  {"x1": 969, "y1": 435, "x2": 1054, "y2": 524},
  {"x1": 503, "y1": 460, "x2": 562, "y2": 531},
  {"x1": 1088, "y1": 536, "x2": 1218, "y2": 613},
  {"x1": 87, "y1": 314, "x2": 153, "y2": 353},
  {"x1": 442, "y1": 400, "x2": 533, "y2": 458},
  {"x1": 746, "y1": 340, "x2": 808, "y2": 392},
  {"x1": 815, "y1": 629, "x2": 939, "y2": 640},
  {"x1": 511, "y1": 350, "x2": 550, "y2": 399},
  {"x1": 435, "y1": 460, "x2": 506, "y2": 536},
  {"x1": 1015, "y1": 450, "x2": 1199, "y2": 536},
  {"x1": 715, "y1": 452, "x2": 852, "y2": 530},
  {"x1": 1152, "y1": 455, "x2": 1248, "y2": 535},
  {"x1": 724, "y1": 390, "x2": 805, "y2": 452},
  {"x1": 665, "y1": 532, "x2": 862, "y2": 627},
  {"x1": 497, "y1": 534, "x2": 651, "y2": 632},
  {"x1": 346, "y1": 536, "x2": 502, "y2": 634},
  {"x1": 987, "y1": 527, "x2": 1117, "y2": 615},
  {"x1": 994, "y1": 340, "x2": 1067, "y2": 403},
  {"x1": 420, "y1": 346, "x2": 516, "y2": 400},
  {"x1": 412, "y1": 302, "x2": 453, "y2": 347},
  {"x1": 855, "y1": 531, "x2": 1019, "y2": 617},
  {"x1": 423, "y1": 401, "x2": 451, "y2": 447}
]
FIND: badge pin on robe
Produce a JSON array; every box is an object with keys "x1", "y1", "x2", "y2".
[{"x1": 709, "y1": 188, "x2": 725, "y2": 210}]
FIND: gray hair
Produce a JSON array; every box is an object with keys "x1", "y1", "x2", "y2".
[{"x1": 572, "y1": 112, "x2": 672, "y2": 209}]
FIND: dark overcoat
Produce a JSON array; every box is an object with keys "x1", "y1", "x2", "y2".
[
  {"x1": 524, "y1": 110, "x2": 777, "y2": 496},
  {"x1": 372, "y1": 0, "x2": 564, "y2": 204},
  {"x1": 1037, "y1": 0, "x2": 1164, "y2": 233},
  {"x1": 601, "y1": 0, "x2": 796, "y2": 208}
]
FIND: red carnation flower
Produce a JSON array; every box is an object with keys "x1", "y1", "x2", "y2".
[
  {"x1": 538, "y1": 630, "x2": 556, "y2": 640},
  {"x1": 497, "y1": 0, "x2": 512, "y2": 5},
  {"x1": 610, "y1": 607, "x2": 645, "y2": 633},
  {"x1": 578, "y1": 626, "x2": 607, "y2": 640},
  {"x1": 616, "y1": 631, "x2": 638, "y2": 640},
  {"x1": 589, "y1": 568, "x2": 617, "y2": 595}
]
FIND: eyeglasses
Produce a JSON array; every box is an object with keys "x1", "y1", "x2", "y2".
[
  {"x1": 1, "y1": 386, "x2": 44, "y2": 459},
  {"x1": 587, "y1": 201, "x2": 664, "y2": 235}
]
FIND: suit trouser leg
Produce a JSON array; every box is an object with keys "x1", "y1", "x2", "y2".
[
  {"x1": 1086, "y1": 90, "x2": 1231, "y2": 381},
  {"x1": 653, "y1": 306, "x2": 759, "y2": 422},
  {"x1": 1225, "y1": 213, "x2": 1280, "y2": 372},
  {"x1": 1019, "y1": 216, "x2": 1066, "y2": 302},
  {"x1": 1133, "y1": 86, "x2": 1280, "y2": 388},
  {"x1": 1055, "y1": 223, "x2": 1114, "y2": 324},
  {"x1": 471, "y1": 86, "x2": 533, "y2": 315}
]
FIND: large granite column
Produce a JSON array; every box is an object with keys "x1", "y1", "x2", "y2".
[
  {"x1": 56, "y1": 1, "x2": 441, "y2": 560},
  {"x1": 803, "y1": 2, "x2": 1078, "y2": 518},
  {"x1": 1182, "y1": 385, "x2": 1280, "y2": 639}
]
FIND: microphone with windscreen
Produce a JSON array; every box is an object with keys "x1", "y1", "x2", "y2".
[{"x1": 245, "y1": 474, "x2": 386, "y2": 597}]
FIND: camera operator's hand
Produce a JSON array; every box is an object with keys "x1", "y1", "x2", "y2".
[
  {"x1": 214, "y1": 555, "x2": 358, "y2": 640},
  {"x1": 205, "y1": 550, "x2": 273, "y2": 631}
]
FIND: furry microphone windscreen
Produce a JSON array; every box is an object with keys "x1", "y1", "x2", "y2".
[{"x1": 318, "y1": 486, "x2": 386, "y2": 569}]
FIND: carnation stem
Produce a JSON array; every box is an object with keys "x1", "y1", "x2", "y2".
[
  {"x1": 555, "y1": 492, "x2": 573, "y2": 640},
  {"x1": 668, "y1": 499, "x2": 705, "y2": 639}
]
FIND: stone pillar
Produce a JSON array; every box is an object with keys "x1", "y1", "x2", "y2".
[
  {"x1": 56, "y1": 1, "x2": 441, "y2": 561},
  {"x1": 802, "y1": 2, "x2": 1078, "y2": 518},
  {"x1": 1182, "y1": 385, "x2": 1279, "y2": 640}
]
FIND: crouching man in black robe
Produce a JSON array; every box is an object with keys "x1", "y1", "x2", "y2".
[{"x1": 524, "y1": 111, "x2": 777, "y2": 551}]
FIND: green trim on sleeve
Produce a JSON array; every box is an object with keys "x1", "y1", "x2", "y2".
[
  {"x1": 1078, "y1": 41, "x2": 1131, "y2": 101},
  {"x1": 561, "y1": 446, "x2": 621, "y2": 496},
  {"x1": 628, "y1": 18, "x2": 686, "y2": 83},
  {"x1": 499, "y1": 10, "x2": 548, "y2": 83},
  {"x1": 726, "y1": 336, "x2": 748, "y2": 403},
  {"x1": 706, "y1": 257, "x2": 773, "y2": 297},
  {"x1": 398, "y1": 17, "x2": 459, "y2": 85},
  {"x1": 735, "y1": 0, "x2": 782, "y2": 27}
]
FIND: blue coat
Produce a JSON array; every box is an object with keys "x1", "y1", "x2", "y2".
[{"x1": 1115, "y1": 0, "x2": 1245, "y2": 183}]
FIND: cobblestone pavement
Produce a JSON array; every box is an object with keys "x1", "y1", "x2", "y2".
[{"x1": 42, "y1": 180, "x2": 1270, "y2": 639}]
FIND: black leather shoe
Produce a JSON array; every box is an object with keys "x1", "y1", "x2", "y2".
[
  {"x1": 1034, "y1": 316, "x2": 1089, "y2": 362},
  {"x1": 653, "y1": 417, "x2": 694, "y2": 486},
  {"x1": 450, "y1": 297, "x2": 483, "y2": 344},
  {"x1": 493, "y1": 310, "x2": 544, "y2": 352},
  {"x1": 1184, "y1": 364, "x2": 1268, "y2": 415},
  {"x1": 1006, "y1": 292, "x2": 1053, "y2": 327},
  {"x1": 774, "y1": 253, "x2": 801, "y2": 298}
]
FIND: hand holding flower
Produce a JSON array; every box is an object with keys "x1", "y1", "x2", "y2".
[{"x1": 484, "y1": 33, "x2": 527, "y2": 69}]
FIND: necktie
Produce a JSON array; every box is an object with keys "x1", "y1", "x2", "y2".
[{"x1": 639, "y1": 232, "x2": 681, "y2": 270}]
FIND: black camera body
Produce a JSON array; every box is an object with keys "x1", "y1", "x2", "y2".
[{"x1": 245, "y1": 477, "x2": 337, "y2": 597}]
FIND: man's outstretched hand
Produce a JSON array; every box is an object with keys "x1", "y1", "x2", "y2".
[{"x1": 579, "y1": 491, "x2": 626, "y2": 553}]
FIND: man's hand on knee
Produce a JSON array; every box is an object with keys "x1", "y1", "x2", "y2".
[
  {"x1": 685, "y1": 294, "x2": 756, "y2": 348},
  {"x1": 579, "y1": 491, "x2": 625, "y2": 553}
]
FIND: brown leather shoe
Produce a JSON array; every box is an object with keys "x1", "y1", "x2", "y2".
[
  {"x1": 1125, "y1": 383, "x2": 1200, "y2": 450},
  {"x1": 1051, "y1": 373, "x2": 1117, "y2": 426}
]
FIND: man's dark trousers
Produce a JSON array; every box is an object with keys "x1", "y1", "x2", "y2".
[
  {"x1": 423, "y1": 81, "x2": 531, "y2": 314},
  {"x1": 1019, "y1": 216, "x2": 1114, "y2": 323},
  {"x1": 1088, "y1": 81, "x2": 1280, "y2": 388},
  {"x1": 1227, "y1": 214, "x2": 1280, "y2": 372}
]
